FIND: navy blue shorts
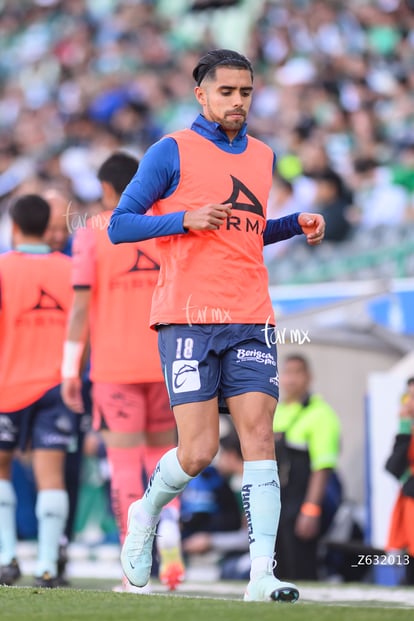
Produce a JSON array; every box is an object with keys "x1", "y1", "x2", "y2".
[
  {"x1": 157, "y1": 324, "x2": 279, "y2": 408},
  {"x1": 0, "y1": 385, "x2": 76, "y2": 452}
]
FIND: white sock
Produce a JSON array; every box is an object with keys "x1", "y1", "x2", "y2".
[
  {"x1": 35, "y1": 489, "x2": 69, "y2": 577},
  {"x1": 139, "y1": 448, "x2": 193, "y2": 520},
  {"x1": 250, "y1": 556, "x2": 273, "y2": 577},
  {"x1": 241, "y1": 460, "x2": 281, "y2": 579},
  {"x1": 0, "y1": 479, "x2": 17, "y2": 565},
  {"x1": 157, "y1": 507, "x2": 181, "y2": 550}
]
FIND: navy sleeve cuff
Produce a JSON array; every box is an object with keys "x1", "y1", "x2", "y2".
[{"x1": 263, "y1": 212, "x2": 302, "y2": 245}]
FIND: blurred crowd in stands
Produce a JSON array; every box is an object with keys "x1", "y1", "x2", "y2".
[{"x1": 0, "y1": 0, "x2": 414, "y2": 264}]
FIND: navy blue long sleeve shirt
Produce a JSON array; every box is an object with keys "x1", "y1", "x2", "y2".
[{"x1": 108, "y1": 114, "x2": 303, "y2": 244}]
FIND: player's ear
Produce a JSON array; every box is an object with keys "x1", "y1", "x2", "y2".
[
  {"x1": 100, "y1": 181, "x2": 118, "y2": 210},
  {"x1": 11, "y1": 220, "x2": 20, "y2": 249},
  {"x1": 194, "y1": 86, "x2": 207, "y2": 106}
]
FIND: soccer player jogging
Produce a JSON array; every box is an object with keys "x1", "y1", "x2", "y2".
[
  {"x1": 61, "y1": 152, "x2": 183, "y2": 592},
  {"x1": 0, "y1": 195, "x2": 75, "y2": 587},
  {"x1": 108, "y1": 49, "x2": 325, "y2": 603}
]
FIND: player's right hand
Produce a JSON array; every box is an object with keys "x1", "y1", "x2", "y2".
[
  {"x1": 183, "y1": 203, "x2": 232, "y2": 231},
  {"x1": 61, "y1": 377, "x2": 84, "y2": 414}
]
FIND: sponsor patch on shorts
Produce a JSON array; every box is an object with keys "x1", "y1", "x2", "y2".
[{"x1": 172, "y1": 360, "x2": 201, "y2": 393}]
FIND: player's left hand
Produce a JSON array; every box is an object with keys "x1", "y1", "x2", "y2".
[
  {"x1": 61, "y1": 377, "x2": 84, "y2": 414},
  {"x1": 298, "y1": 213, "x2": 325, "y2": 245}
]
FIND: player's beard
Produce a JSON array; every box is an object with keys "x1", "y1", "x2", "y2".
[
  {"x1": 204, "y1": 99, "x2": 247, "y2": 134},
  {"x1": 221, "y1": 110, "x2": 246, "y2": 131}
]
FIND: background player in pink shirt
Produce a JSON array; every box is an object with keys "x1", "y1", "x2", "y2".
[{"x1": 61, "y1": 153, "x2": 183, "y2": 592}]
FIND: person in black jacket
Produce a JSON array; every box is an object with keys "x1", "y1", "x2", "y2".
[
  {"x1": 385, "y1": 377, "x2": 414, "y2": 584},
  {"x1": 310, "y1": 169, "x2": 353, "y2": 242}
]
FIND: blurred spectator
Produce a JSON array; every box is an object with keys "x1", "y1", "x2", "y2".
[
  {"x1": 289, "y1": 142, "x2": 330, "y2": 212},
  {"x1": 385, "y1": 377, "x2": 414, "y2": 585},
  {"x1": 42, "y1": 189, "x2": 72, "y2": 254},
  {"x1": 310, "y1": 169, "x2": 353, "y2": 242},
  {"x1": 348, "y1": 157, "x2": 410, "y2": 230},
  {"x1": 264, "y1": 174, "x2": 303, "y2": 263},
  {"x1": 273, "y1": 354, "x2": 342, "y2": 581},
  {"x1": 391, "y1": 142, "x2": 414, "y2": 201}
]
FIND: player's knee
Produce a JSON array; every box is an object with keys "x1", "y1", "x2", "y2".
[
  {"x1": 0, "y1": 453, "x2": 13, "y2": 479},
  {"x1": 240, "y1": 426, "x2": 275, "y2": 461},
  {"x1": 180, "y1": 444, "x2": 218, "y2": 477}
]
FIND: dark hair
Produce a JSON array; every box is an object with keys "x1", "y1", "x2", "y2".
[
  {"x1": 97, "y1": 152, "x2": 139, "y2": 196},
  {"x1": 284, "y1": 354, "x2": 311, "y2": 373},
  {"x1": 353, "y1": 157, "x2": 378, "y2": 174},
  {"x1": 192, "y1": 48, "x2": 253, "y2": 86},
  {"x1": 312, "y1": 168, "x2": 346, "y2": 196},
  {"x1": 407, "y1": 377, "x2": 414, "y2": 386},
  {"x1": 9, "y1": 194, "x2": 50, "y2": 237},
  {"x1": 274, "y1": 174, "x2": 293, "y2": 193}
]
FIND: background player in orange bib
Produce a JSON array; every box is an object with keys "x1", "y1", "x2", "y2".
[
  {"x1": 108, "y1": 49, "x2": 325, "y2": 603},
  {"x1": 0, "y1": 194, "x2": 75, "y2": 587},
  {"x1": 61, "y1": 152, "x2": 183, "y2": 592}
]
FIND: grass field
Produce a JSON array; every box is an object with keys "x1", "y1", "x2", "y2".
[{"x1": 1, "y1": 580, "x2": 413, "y2": 621}]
